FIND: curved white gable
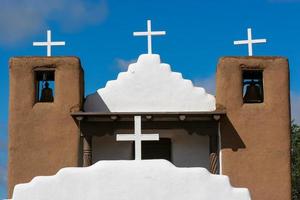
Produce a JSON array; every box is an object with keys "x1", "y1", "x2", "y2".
[
  {"x1": 12, "y1": 160, "x2": 251, "y2": 200},
  {"x1": 84, "y1": 54, "x2": 216, "y2": 112}
]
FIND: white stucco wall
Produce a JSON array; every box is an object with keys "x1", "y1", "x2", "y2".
[
  {"x1": 84, "y1": 54, "x2": 216, "y2": 112},
  {"x1": 12, "y1": 160, "x2": 251, "y2": 200},
  {"x1": 92, "y1": 129, "x2": 210, "y2": 168}
]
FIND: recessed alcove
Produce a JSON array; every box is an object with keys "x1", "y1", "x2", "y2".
[
  {"x1": 74, "y1": 112, "x2": 224, "y2": 171},
  {"x1": 242, "y1": 70, "x2": 264, "y2": 103},
  {"x1": 34, "y1": 70, "x2": 55, "y2": 103},
  {"x1": 92, "y1": 129, "x2": 210, "y2": 168}
]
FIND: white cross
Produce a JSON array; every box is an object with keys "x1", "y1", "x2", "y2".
[
  {"x1": 116, "y1": 116, "x2": 159, "y2": 160},
  {"x1": 233, "y1": 28, "x2": 267, "y2": 56},
  {"x1": 133, "y1": 20, "x2": 166, "y2": 54},
  {"x1": 33, "y1": 30, "x2": 66, "y2": 57}
]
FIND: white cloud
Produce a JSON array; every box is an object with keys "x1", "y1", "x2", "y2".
[
  {"x1": 0, "y1": 0, "x2": 107, "y2": 47},
  {"x1": 291, "y1": 92, "x2": 300, "y2": 124},
  {"x1": 115, "y1": 58, "x2": 136, "y2": 71},
  {"x1": 194, "y1": 74, "x2": 216, "y2": 95}
]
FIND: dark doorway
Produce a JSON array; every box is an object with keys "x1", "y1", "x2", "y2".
[{"x1": 133, "y1": 138, "x2": 172, "y2": 161}]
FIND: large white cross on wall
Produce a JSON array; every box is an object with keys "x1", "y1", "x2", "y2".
[
  {"x1": 133, "y1": 20, "x2": 166, "y2": 54},
  {"x1": 33, "y1": 30, "x2": 66, "y2": 57},
  {"x1": 116, "y1": 116, "x2": 159, "y2": 160},
  {"x1": 233, "y1": 28, "x2": 267, "y2": 56}
]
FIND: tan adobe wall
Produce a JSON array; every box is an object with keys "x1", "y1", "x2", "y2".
[
  {"x1": 216, "y1": 57, "x2": 291, "y2": 200},
  {"x1": 8, "y1": 57, "x2": 84, "y2": 197}
]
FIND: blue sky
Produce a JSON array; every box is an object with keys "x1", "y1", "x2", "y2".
[{"x1": 1, "y1": 0, "x2": 300, "y2": 198}]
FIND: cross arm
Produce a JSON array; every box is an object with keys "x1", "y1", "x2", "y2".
[
  {"x1": 51, "y1": 41, "x2": 66, "y2": 45},
  {"x1": 133, "y1": 32, "x2": 148, "y2": 36},
  {"x1": 151, "y1": 31, "x2": 166, "y2": 35},
  {"x1": 116, "y1": 134, "x2": 135, "y2": 141},
  {"x1": 251, "y1": 39, "x2": 267, "y2": 43},
  {"x1": 33, "y1": 42, "x2": 48, "y2": 46},
  {"x1": 141, "y1": 134, "x2": 159, "y2": 141},
  {"x1": 133, "y1": 31, "x2": 166, "y2": 36},
  {"x1": 233, "y1": 40, "x2": 249, "y2": 45}
]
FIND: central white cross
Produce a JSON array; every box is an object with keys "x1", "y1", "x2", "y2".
[
  {"x1": 116, "y1": 116, "x2": 159, "y2": 160},
  {"x1": 33, "y1": 30, "x2": 66, "y2": 57},
  {"x1": 233, "y1": 28, "x2": 267, "y2": 56},
  {"x1": 133, "y1": 20, "x2": 166, "y2": 54}
]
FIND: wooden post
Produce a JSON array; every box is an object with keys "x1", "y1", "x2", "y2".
[
  {"x1": 83, "y1": 134, "x2": 92, "y2": 167},
  {"x1": 209, "y1": 134, "x2": 218, "y2": 174},
  {"x1": 210, "y1": 115, "x2": 221, "y2": 174}
]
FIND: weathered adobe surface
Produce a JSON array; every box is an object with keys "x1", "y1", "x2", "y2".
[
  {"x1": 216, "y1": 57, "x2": 291, "y2": 200},
  {"x1": 8, "y1": 57, "x2": 84, "y2": 197}
]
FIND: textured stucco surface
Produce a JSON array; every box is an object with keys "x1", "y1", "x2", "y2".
[
  {"x1": 12, "y1": 160, "x2": 251, "y2": 200},
  {"x1": 8, "y1": 57, "x2": 84, "y2": 197},
  {"x1": 216, "y1": 57, "x2": 291, "y2": 200}
]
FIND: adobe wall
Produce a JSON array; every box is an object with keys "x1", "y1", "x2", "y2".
[
  {"x1": 8, "y1": 57, "x2": 84, "y2": 197},
  {"x1": 216, "y1": 57, "x2": 291, "y2": 200}
]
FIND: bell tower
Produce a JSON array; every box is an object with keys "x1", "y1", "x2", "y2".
[
  {"x1": 8, "y1": 57, "x2": 84, "y2": 197},
  {"x1": 216, "y1": 56, "x2": 291, "y2": 200}
]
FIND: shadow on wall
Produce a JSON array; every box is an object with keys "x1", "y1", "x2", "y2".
[
  {"x1": 80, "y1": 121, "x2": 218, "y2": 137},
  {"x1": 84, "y1": 92, "x2": 110, "y2": 112},
  {"x1": 221, "y1": 116, "x2": 246, "y2": 151}
]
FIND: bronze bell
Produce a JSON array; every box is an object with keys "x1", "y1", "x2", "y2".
[
  {"x1": 244, "y1": 81, "x2": 262, "y2": 103},
  {"x1": 40, "y1": 81, "x2": 54, "y2": 102}
]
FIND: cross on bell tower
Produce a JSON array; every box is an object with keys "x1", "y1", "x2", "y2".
[
  {"x1": 33, "y1": 30, "x2": 66, "y2": 57},
  {"x1": 233, "y1": 28, "x2": 267, "y2": 56}
]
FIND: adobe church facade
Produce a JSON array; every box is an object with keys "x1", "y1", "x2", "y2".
[{"x1": 8, "y1": 53, "x2": 291, "y2": 199}]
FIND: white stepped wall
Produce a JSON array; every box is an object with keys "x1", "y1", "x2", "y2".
[
  {"x1": 84, "y1": 54, "x2": 216, "y2": 112},
  {"x1": 12, "y1": 160, "x2": 251, "y2": 200}
]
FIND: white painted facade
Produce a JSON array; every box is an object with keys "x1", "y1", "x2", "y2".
[
  {"x1": 12, "y1": 160, "x2": 251, "y2": 200},
  {"x1": 84, "y1": 54, "x2": 216, "y2": 112}
]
